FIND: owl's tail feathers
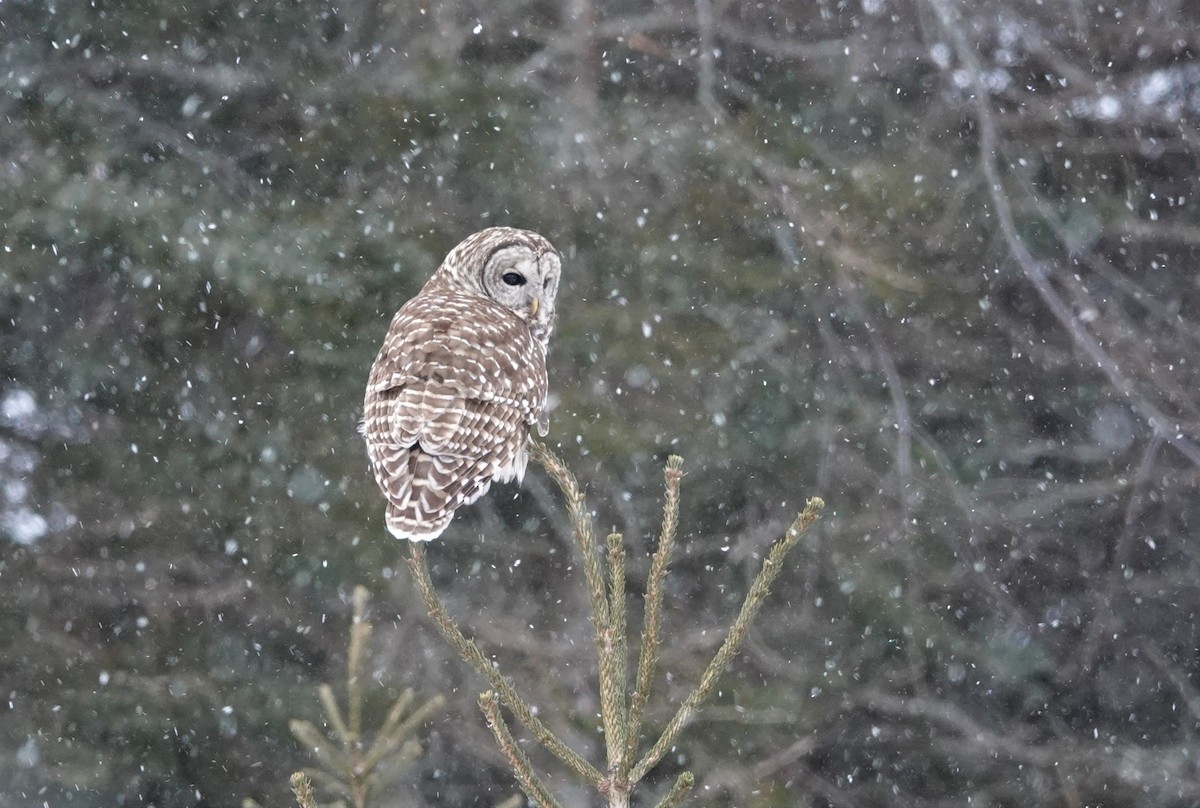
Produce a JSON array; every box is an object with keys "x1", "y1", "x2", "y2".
[
  {"x1": 380, "y1": 449, "x2": 492, "y2": 542},
  {"x1": 385, "y1": 501, "x2": 449, "y2": 542}
]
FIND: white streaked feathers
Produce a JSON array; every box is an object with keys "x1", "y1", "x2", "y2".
[{"x1": 361, "y1": 227, "x2": 561, "y2": 542}]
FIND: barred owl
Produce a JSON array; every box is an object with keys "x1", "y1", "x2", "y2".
[{"x1": 361, "y1": 227, "x2": 562, "y2": 541}]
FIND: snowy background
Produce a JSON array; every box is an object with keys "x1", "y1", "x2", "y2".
[{"x1": 3, "y1": 0, "x2": 1200, "y2": 806}]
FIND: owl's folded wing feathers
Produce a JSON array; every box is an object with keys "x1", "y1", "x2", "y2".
[{"x1": 367, "y1": 292, "x2": 546, "y2": 430}]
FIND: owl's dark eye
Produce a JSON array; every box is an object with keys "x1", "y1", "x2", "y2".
[{"x1": 501, "y1": 272, "x2": 526, "y2": 286}]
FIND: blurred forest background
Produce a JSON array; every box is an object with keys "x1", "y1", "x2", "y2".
[{"x1": 3, "y1": 0, "x2": 1200, "y2": 806}]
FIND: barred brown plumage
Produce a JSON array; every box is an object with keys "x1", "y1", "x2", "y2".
[{"x1": 361, "y1": 227, "x2": 561, "y2": 541}]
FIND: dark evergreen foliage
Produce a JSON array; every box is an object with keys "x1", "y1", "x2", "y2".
[{"x1": 3, "y1": 1, "x2": 1199, "y2": 805}]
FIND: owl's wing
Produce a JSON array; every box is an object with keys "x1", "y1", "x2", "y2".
[{"x1": 364, "y1": 292, "x2": 548, "y2": 456}]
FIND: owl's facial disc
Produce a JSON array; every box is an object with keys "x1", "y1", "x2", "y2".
[
  {"x1": 530, "y1": 251, "x2": 561, "y2": 336},
  {"x1": 483, "y1": 245, "x2": 559, "y2": 334}
]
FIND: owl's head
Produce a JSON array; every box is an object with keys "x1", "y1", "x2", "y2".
[{"x1": 432, "y1": 227, "x2": 562, "y2": 343}]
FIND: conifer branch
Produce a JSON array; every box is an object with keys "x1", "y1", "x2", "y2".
[
  {"x1": 347, "y1": 586, "x2": 370, "y2": 739},
  {"x1": 374, "y1": 689, "x2": 416, "y2": 744},
  {"x1": 630, "y1": 497, "x2": 825, "y2": 782},
  {"x1": 289, "y1": 718, "x2": 351, "y2": 774},
  {"x1": 407, "y1": 446, "x2": 822, "y2": 807},
  {"x1": 407, "y1": 542, "x2": 605, "y2": 786},
  {"x1": 624, "y1": 456, "x2": 684, "y2": 771},
  {"x1": 318, "y1": 684, "x2": 352, "y2": 745},
  {"x1": 480, "y1": 691, "x2": 565, "y2": 808},
  {"x1": 289, "y1": 772, "x2": 317, "y2": 808},
  {"x1": 652, "y1": 771, "x2": 695, "y2": 808},
  {"x1": 603, "y1": 531, "x2": 629, "y2": 772},
  {"x1": 361, "y1": 691, "x2": 446, "y2": 773},
  {"x1": 295, "y1": 766, "x2": 354, "y2": 801},
  {"x1": 531, "y1": 442, "x2": 626, "y2": 771},
  {"x1": 531, "y1": 442, "x2": 612, "y2": 633},
  {"x1": 287, "y1": 585, "x2": 443, "y2": 808}
]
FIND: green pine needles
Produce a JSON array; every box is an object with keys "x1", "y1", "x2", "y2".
[{"x1": 408, "y1": 444, "x2": 824, "y2": 807}]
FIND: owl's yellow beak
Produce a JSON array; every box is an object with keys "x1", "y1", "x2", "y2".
[{"x1": 529, "y1": 297, "x2": 539, "y2": 317}]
